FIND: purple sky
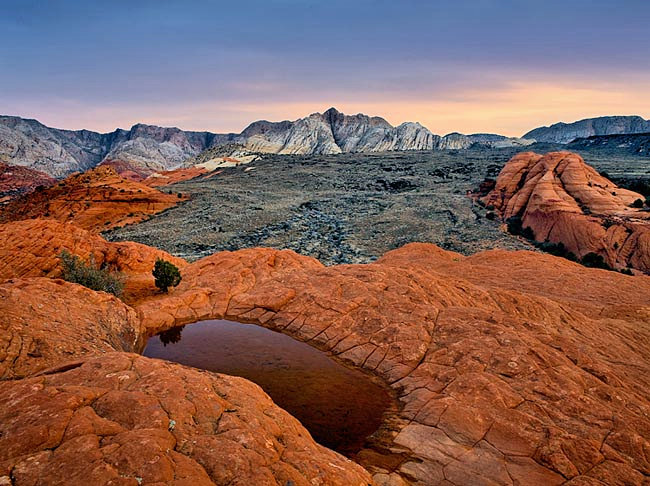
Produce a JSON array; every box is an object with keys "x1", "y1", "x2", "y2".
[{"x1": 1, "y1": 0, "x2": 649, "y2": 136}]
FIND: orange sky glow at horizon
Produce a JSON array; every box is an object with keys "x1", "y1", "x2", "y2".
[{"x1": 5, "y1": 78, "x2": 650, "y2": 138}]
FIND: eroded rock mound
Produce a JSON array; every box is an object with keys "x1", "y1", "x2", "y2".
[
  {"x1": 0, "y1": 278, "x2": 141, "y2": 379},
  {"x1": 0, "y1": 166, "x2": 185, "y2": 232},
  {"x1": 483, "y1": 151, "x2": 650, "y2": 272},
  {"x1": 0, "y1": 219, "x2": 186, "y2": 301},
  {"x1": 0, "y1": 352, "x2": 372, "y2": 486}
]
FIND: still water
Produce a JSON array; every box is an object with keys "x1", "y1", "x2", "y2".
[{"x1": 144, "y1": 319, "x2": 394, "y2": 456}]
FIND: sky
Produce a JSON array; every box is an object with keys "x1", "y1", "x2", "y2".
[{"x1": 1, "y1": 0, "x2": 649, "y2": 137}]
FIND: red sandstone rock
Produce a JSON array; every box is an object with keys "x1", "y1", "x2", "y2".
[
  {"x1": 135, "y1": 243, "x2": 650, "y2": 485},
  {"x1": 2, "y1": 215, "x2": 650, "y2": 484},
  {"x1": 0, "y1": 165, "x2": 186, "y2": 232},
  {"x1": 0, "y1": 278, "x2": 142, "y2": 379},
  {"x1": 483, "y1": 151, "x2": 650, "y2": 272},
  {"x1": 0, "y1": 219, "x2": 186, "y2": 301},
  {"x1": 0, "y1": 353, "x2": 373, "y2": 486},
  {"x1": 0, "y1": 161, "x2": 55, "y2": 199}
]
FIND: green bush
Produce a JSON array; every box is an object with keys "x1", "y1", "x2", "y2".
[
  {"x1": 632, "y1": 198, "x2": 644, "y2": 208},
  {"x1": 58, "y1": 250, "x2": 124, "y2": 297},
  {"x1": 153, "y1": 258, "x2": 182, "y2": 293},
  {"x1": 506, "y1": 216, "x2": 523, "y2": 236},
  {"x1": 580, "y1": 252, "x2": 612, "y2": 270},
  {"x1": 534, "y1": 241, "x2": 577, "y2": 261}
]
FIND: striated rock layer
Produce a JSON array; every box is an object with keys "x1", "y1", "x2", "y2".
[
  {"x1": 483, "y1": 151, "x2": 650, "y2": 273},
  {"x1": 1, "y1": 218, "x2": 650, "y2": 485},
  {"x1": 0, "y1": 166, "x2": 186, "y2": 232}
]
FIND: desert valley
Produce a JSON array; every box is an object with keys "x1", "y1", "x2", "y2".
[{"x1": 2, "y1": 1, "x2": 650, "y2": 485}]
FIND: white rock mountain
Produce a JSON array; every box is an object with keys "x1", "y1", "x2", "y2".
[
  {"x1": 0, "y1": 108, "x2": 532, "y2": 178},
  {"x1": 523, "y1": 115, "x2": 650, "y2": 144}
]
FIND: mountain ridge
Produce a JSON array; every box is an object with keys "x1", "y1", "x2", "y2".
[
  {"x1": 0, "y1": 108, "x2": 532, "y2": 178},
  {"x1": 523, "y1": 115, "x2": 650, "y2": 143}
]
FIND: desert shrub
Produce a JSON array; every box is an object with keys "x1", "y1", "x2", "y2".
[
  {"x1": 521, "y1": 226, "x2": 535, "y2": 240},
  {"x1": 58, "y1": 250, "x2": 124, "y2": 297},
  {"x1": 177, "y1": 192, "x2": 183, "y2": 198},
  {"x1": 535, "y1": 241, "x2": 577, "y2": 261},
  {"x1": 602, "y1": 219, "x2": 616, "y2": 229},
  {"x1": 506, "y1": 216, "x2": 523, "y2": 236},
  {"x1": 152, "y1": 258, "x2": 182, "y2": 293},
  {"x1": 632, "y1": 198, "x2": 644, "y2": 208},
  {"x1": 620, "y1": 268, "x2": 633, "y2": 276},
  {"x1": 580, "y1": 252, "x2": 611, "y2": 270},
  {"x1": 485, "y1": 211, "x2": 496, "y2": 220}
]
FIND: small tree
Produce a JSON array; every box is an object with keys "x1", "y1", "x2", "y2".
[
  {"x1": 632, "y1": 198, "x2": 644, "y2": 208},
  {"x1": 153, "y1": 258, "x2": 181, "y2": 293}
]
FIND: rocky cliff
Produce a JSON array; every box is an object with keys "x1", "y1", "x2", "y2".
[
  {"x1": 483, "y1": 151, "x2": 650, "y2": 272},
  {"x1": 524, "y1": 115, "x2": 650, "y2": 143},
  {"x1": 1, "y1": 217, "x2": 650, "y2": 485},
  {"x1": 0, "y1": 109, "x2": 533, "y2": 178}
]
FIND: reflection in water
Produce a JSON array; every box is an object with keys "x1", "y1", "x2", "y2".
[
  {"x1": 158, "y1": 325, "x2": 184, "y2": 346},
  {"x1": 144, "y1": 319, "x2": 394, "y2": 456}
]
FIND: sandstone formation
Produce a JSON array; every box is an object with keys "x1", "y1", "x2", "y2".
[
  {"x1": 0, "y1": 278, "x2": 141, "y2": 379},
  {"x1": 132, "y1": 243, "x2": 650, "y2": 485},
  {"x1": 0, "y1": 351, "x2": 372, "y2": 486},
  {"x1": 2, "y1": 215, "x2": 650, "y2": 484},
  {"x1": 524, "y1": 115, "x2": 650, "y2": 144},
  {"x1": 483, "y1": 151, "x2": 650, "y2": 273},
  {"x1": 0, "y1": 110, "x2": 534, "y2": 178},
  {"x1": 0, "y1": 219, "x2": 186, "y2": 301},
  {"x1": 0, "y1": 161, "x2": 55, "y2": 201},
  {"x1": 0, "y1": 166, "x2": 185, "y2": 232}
]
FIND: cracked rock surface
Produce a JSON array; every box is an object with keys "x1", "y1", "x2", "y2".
[
  {"x1": 2, "y1": 219, "x2": 650, "y2": 485},
  {"x1": 0, "y1": 353, "x2": 372, "y2": 486}
]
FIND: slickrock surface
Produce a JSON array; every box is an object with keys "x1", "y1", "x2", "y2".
[
  {"x1": 0, "y1": 278, "x2": 141, "y2": 379},
  {"x1": 0, "y1": 166, "x2": 185, "y2": 232},
  {"x1": 2, "y1": 215, "x2": 650, "y2": 485},
  {"x1": 0, "y1": 219, "x2": 186, "y2": 301},
  {"x1": 0, "y1": 162, "x2": 55, "y2": 201},
  {"x1": 136, "y1": 244, "x2": 650, "y2": 485},
  {"x1": 483, "y1": 151, "x2": 650, "y2": 272},
  {"x1": 0, "y1": 352, "x2": 372, "y2": 486}
]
